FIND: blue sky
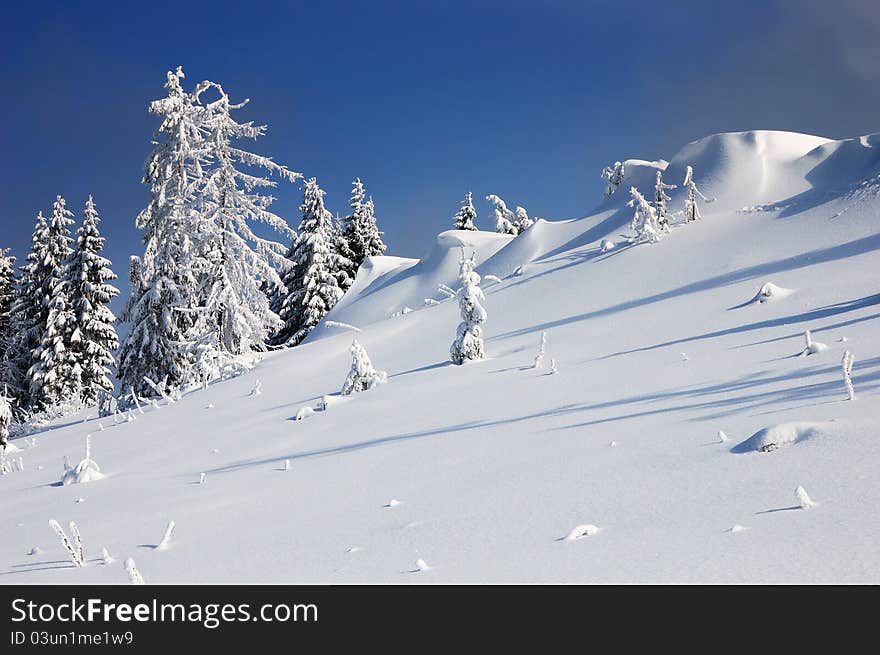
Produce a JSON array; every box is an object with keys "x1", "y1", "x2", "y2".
[{"x1": 2, "y1": 0, "x2": 879, "y2": 285}]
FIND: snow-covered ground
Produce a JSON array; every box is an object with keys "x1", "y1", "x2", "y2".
[{"x1": 3, "y1": 129, "x2": 880, "y2": 583}]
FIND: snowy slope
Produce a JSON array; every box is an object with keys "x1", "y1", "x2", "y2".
[{"x1": 3, "y1": 130, "x2": 880, "y2": 584}]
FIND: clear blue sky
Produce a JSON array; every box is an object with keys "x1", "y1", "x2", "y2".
[{"x1": 2, "y1": 0, "x2": 879, "y2": 286}]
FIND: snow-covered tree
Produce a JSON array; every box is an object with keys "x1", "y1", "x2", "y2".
[
  {"x1": 117, "y1": 67, "x2": 209, "y2": 399},
  {"x1": 450, "y1": 251, "x2": 487, "y2": 364},
  {"x1": 2, "y1": 213, "x2": 50, "y2": 408},
  {"x1": 0, "y1": 249, "x2": 15, "y2": 367},
  {"x1": 628, "y1": 187, "x2": 661, "y2": 244},
  {"x1": 340, "y1": 339, "x2": 387, "y2": 395},
  {"x1": 339, "y1": 178, "x2": 385, "y2": 288},
  {"x1": 29, "y1": 196, "x2": 79, "y2": 410},
  {"x1": 514, "y1": 206, "x2": 534, "y2": 232},
  {"x1": 194, "y1": 80, "x2": 300, "y2": 357},
  {"x1": 453, "y1": 192, "x2": 478, "y2": 231},
  {"x1": 682, "y1": 165, "x2": 709, "y2": 222},
  {"x1": 0, "y1": 387, "x2": 11, "y2": 454},
  {"x1": 602, "y1": 161, "x2": 625, "y2": 197},
  {"x1": 65, "y1": 196, "x2": 119, "y2": 405},
  {"x1": 487, "y1": 194, "x2": 516, "y2": 235},
  {"x1": 272, "y1": 178, "x2": 344, "y2": 347},
  {"x1": 653, "y1": 171, "x2": 676, "y2": 232}
]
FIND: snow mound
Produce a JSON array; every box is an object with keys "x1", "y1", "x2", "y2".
[
  {"x1": 731, "y1": 421, "x2": 834, "y2": 454},
  {"x1": 564, "y1": 524, "x2": 600, "y2": 541},
  {"x1": 664, "y1": 130, "x2": 832, "y2": 211},
  {"x1": 745, "y1": 282, "x2": 795, "y2": 305}
]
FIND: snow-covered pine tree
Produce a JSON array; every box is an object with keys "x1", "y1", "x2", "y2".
[
  {"x1": 682, "y1": 165, "x2": 709, "y2": 222},
  {"x1": 0, "y1": 249, "x2": 15, "y2": 367},
  {"x1": 29, "y1": 195, "x2": 79, "y2": 410},
  {"x1": 514, "y1": 206, "x2": 534, "y2": 232},
  {"x1": 340, "y1": 178, "x2": 385, "y2": 288},
  {"x1": 653, "y1": 171, "x2": 676, "y2": 232},
  {"x1": 329, "y1": 212, "x2": 355, "y2": 292},
  {"x1": 2, "y1": 213, "x2": 51, "y2": 409},
  {"x1": 602, "y1": 161, "x2": 625, "y2": 197},
  {"x1": 117, "y1": 67, "x2": 210, "y2": 400},
  {"x1": 486, "y1": 194, "x2": 518, "y2": 235},
  {"x1": 65, "y1": 196, "x2": 119, "y2": 406},
  {"x1": 453, "y1": 192, "x2": 478, "y2": 231},
  {"x1": 194, "y1": 81, "x2": 300, "y2": 358},
  {"x1": 272, "y1": 178, "x2": 344, "y2": 347},
  {"x1": 450, "y1": 251, "x2": 487, "y2": 364},
  {"x1": 340, "y1": 339, "x2": 387, "y2": 395},
  {"x1": 628, "y1": 187, "x2": 661, "y2": 244}
]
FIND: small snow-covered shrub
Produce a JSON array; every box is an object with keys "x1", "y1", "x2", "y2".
[
  {"x1": 62, "y1": 434, "x2": 103, "y2": 485},
  {"x1": 799, "y1": 330, "x2": 827, "y2": 357},
  {"x1": 124, "y1": 557, "x2": 145, "y2": 584},
  {"x1": 49, "y1": 519, "x2": 84, "y2": 567},
  {"x1": 599, "y1": 239, "x2": 615, "y2": 253},
  {"x1": 732, "y1": 421, "x2": 831, "y2": 454},
  {"x1": 415, "y1": 558, "x2": 432, "y2": 572},
  {"x1": 796, "y1": 486, "x2": 815, "y2": 510},
  {"x1": 249, "y1": 380, "x2": 262, "y2": 397},
  {"x1": 102, "y1": 547, "x2": 115, "y2": 565},
  {"x1": 156, "y1": 521, "x2": 175, "y2": 550},
  {"x1": 294, "y1": 406, "x2": 315, "y2": 421},
  {"x1": 628, "y1": 187, "x2": 661, "y2": 243},
  {"x1": 341, "y1": 340, "x2": 387, "y2": 395},
  {"x1": 0, "y1": 389, "x2": 12, "y2": 455},
  {"x1": 842, "y1": 350, "x2": 855, "y2": 400},
  {"x1": 532, "y1": 332, "x2": 547, "y2": 369}
]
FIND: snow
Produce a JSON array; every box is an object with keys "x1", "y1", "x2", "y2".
[
  {"x1": 731, "y1": 421, "x2": 835, "y2": 454},
  {"x1": 3, "y1": 129, "x2": 880, "y2": 583}
]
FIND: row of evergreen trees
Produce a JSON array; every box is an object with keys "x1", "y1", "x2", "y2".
[
  {"x1": 0, "y1": 67, "x2": 387, "y2": 418},
  {"x1": 0, "y1": 196, "x2": 119, "y2": 414}
]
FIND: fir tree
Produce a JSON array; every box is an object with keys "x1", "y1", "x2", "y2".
[
  {"x1": 339, "y1": 178, "x2": 385, "y2": 287},
  {"x1": 2, "y1": 213, "x2": 50, "y2": 407},
  {"x1": 29, "y1": 195, "x2": 79, "y2": 410},
  {"x1": 453, "y1": 192, "x2": 478, "y2": 231},
  {"x1": 514, "y1": 206, "x2": 534, "y2": 232},
  {"x1": 450, "y1": 251, "x2": 487, "y2": 364},
  {"x1": 272, "y1": 178, "x2": 344, "y2": 347},
  {"x1": 0, "y1": 249, "x2": 16, "y2": 367},
  {"x1": 65, "y1": 196, "x2": 119, "y2": 405},
  {"x1": 654, "y1": 171, "x2": 676, "y2": 232},
  {"x1": 628, "y1": 187, "x2": 661, "y2": 244},
  {"x1": 117, "y1": 67, "x2": 209, "y2": 399},
  {"x1": 683, "y1": 165, "x2": 709, "y2": 222},
  {"x1": 194, "y1": 81, "x2": 300, "y2": 357}
]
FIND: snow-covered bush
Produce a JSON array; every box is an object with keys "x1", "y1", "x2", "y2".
[
  {"x1": 796, "y1": 485, "x2": 815, "y2": 510},
  {"x1": 601, "y1": 161, "x2": 625, "y2": 197},
  {"x1": 565, "y1": 524, "x2": 600, "y2": 540},
  {"x1": 62, "y1": 434, "x2": 103, "y2": 485},
  {"x1": 532, "y1": 332, "x2": 547, "y2": 369},
  {"x1": 49, "y1": 519, "x2": 84, "y2": 567},
  {"x1": 600, "y1": 239, "x2": 615, "y2": 253},
  {"x1": 799, "y1": 330, "x2": 827, "y2": 357},
  {"x1": 124, "y1": 557, "x2": 145, "y2": 584},
  {"x1": 0, "y1": 388, "x2": 11, "y2": 455},
  {"x1": 842, "y1": 350, "x2": 855, "y2": 400},
  {"x1": 628, "y1": 187, "x2": 661, "y2": 243},
  {"x1": 450, "y1": 253, "x2": 487, "y2": 365},
  {"x1": 294, "y1": 405, "x2": 315, "y2": 421},
  {"x1": 341, "y1": 340, "x2": 388, "y2": 395},
  {"x1": 486, "y1": 194, "x2": 517, "y2": 235}
]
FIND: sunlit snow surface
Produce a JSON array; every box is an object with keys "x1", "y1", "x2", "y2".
[{"x1": 3, "y1": 130, "x2": 880, "y2": 583}]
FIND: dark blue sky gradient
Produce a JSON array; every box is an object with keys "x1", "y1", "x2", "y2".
[{"x1": 2, "y1": 0, "x2": 879, "y2": 285}]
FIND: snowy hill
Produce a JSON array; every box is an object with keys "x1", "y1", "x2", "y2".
[{"x1": 3, "y1": 130, "x2": 880, "y2": 583}]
